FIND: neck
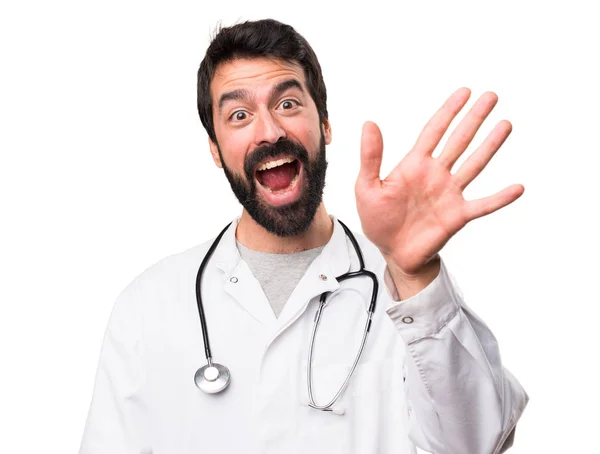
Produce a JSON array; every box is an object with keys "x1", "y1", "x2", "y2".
[{"x1": 235, "y1": 203, "x2": 333, "y2": 253}]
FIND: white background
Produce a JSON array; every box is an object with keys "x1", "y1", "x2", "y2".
[{"x1": 1, "y1": 0, "x2": 598, "y2": 452}]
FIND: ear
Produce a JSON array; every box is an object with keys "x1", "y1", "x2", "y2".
[
  {"x1": 208, "y1": 137, "x2": 223, "y2": 168},
  {"x1": 321, "y1": 119, "x2": 332, "y2": 145}
]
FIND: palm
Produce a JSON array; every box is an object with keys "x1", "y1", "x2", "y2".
[{"x1": 356, "y1": 88, "x2": 524, "y2": 275}]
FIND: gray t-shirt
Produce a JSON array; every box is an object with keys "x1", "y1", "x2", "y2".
[{"x1": 236, "y1": 241, "x2": 325, "y2": 318}]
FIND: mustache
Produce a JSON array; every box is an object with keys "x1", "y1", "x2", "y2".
[{"x1": 244, "y1": 139, "x2": 309, "y2": 180}]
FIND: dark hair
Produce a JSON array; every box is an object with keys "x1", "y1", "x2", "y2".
[{"x1": 197, "y1": 19, "x2": 329, "y2": 143}]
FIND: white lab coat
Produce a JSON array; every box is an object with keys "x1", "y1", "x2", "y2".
[{"x1": 80, "y1": 216, "x2": 528, "y2": 454}]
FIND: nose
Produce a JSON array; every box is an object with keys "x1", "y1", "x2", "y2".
[{"x1": 254, "y1": 110, "x2": 286, "y2": 146}]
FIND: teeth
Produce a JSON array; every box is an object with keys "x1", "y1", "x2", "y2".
[{"x1": 257, "y1": 157, "x2": 294, "y2": 171}]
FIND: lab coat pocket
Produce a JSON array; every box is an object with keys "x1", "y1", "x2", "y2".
[
  {"x1": 304, "y1": 356, "x2": 396, "y2": 405},
  {"x1": 298, "y1": 357, "x2": 410, "y2": 453}
]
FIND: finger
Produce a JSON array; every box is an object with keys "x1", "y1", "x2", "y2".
[
  {"x1": 455, "y1": 120, "x2": 513, "y2": 189},
  {"x1": 465, "y1": 184, "x2": 525, "y2": 221},
  {"x1": 358, "y1": 121, "x2": 384, "y2": 187},
  {"x1": 410, "y1": 87, "x2": 472, "y2": 157},
  {"x1": 437, "y1": 91, "x2": 499, "y2": 170}
]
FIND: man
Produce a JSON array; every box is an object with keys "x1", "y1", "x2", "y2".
[{"x1": 80, "y1": 18, "x2": 528, "y2": 454}]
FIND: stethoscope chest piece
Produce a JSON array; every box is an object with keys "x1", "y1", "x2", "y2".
[{"x1": 194, "y1": 363, "x2": 231, "y2": 394}]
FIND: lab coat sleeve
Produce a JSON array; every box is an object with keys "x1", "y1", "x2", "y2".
[
  {"x1": 383, "y1": 258, "x2": 529, "y2": 454},
  {"x1": 79, "y1": 277, "x2": 152, "y2": 454}
]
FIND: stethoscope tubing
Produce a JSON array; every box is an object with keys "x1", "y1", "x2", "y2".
[
  {"x1": 306, "y1": 220, "x2": 379, "y2": 411},
  {"x1": 193, "y1": 219, "x2": 379, "y2": 409},
  {"x1": 195, "y1": 222, "x2": 232, "y2": 363}
]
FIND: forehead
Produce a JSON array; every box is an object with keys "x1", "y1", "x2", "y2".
[{"x1": 210, "y1": 57, "x2": 307, "y2": 97}]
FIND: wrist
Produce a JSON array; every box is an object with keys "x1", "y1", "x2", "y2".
[{"x1": 384, "y1": 254, "x2": 441, "y2": 300}]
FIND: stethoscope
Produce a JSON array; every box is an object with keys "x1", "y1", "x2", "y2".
[{"x1": 193, "y1": 219, "x2": 379, "y2": 412}]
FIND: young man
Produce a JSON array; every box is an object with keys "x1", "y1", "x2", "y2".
[{"x1": 80, "y1": 19, "x2": 528, "y2": 453}]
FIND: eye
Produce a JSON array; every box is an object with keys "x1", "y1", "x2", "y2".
[
  {"x1": 278, "y1": 99, "x2": 299, "y2": 111},
  {"x1": 229, "y1": 110, "x2": 249, "y2": 122}
]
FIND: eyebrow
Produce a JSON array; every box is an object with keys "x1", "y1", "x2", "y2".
[
  {"x1": 217, "y1": 88, "x2": 250, "y2": 114},
  {"x1": 271, "y1": 79, "x2": 304, "y2": 98},
  {"x1": 217, "y1": 78, "x2": 305, "y2": 114}
]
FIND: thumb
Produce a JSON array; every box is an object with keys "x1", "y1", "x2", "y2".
[{"x1": 358, "y1": 121, "x2": 384, "y2": 187}]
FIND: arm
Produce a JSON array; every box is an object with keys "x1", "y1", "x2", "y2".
[
  {"x1": 355, "y1": 88, "x2": 529, "y2": 452},
  {"x1": 383, "y1": 258, "x2": 528, "y2": 453},
  {"x1": 79, "y1": 279, "x2": 152, "y2": 454}
]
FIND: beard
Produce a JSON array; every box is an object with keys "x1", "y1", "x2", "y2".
[{"x1": 217, "y1": 134, "x2": 328, "y2": 237}]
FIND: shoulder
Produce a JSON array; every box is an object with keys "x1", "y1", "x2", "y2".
[
  {"x1": 135, "y1": 238, "x2": 216, "y2": 290},
  {"x1": 114, "y1": 236, "x2": 217, "y2": 308}
]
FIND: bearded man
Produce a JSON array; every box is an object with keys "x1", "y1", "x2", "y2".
[{"x1": 80, "y1": 18, "x2": 528, "y2": 454}]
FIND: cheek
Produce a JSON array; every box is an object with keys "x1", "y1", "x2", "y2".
[
  {"x1": 217, "y1": 133, "x2": 251, "y2": 171},
  {"x1": 284, "y1": 119, "x2": 321, "y2": 151},
  {"x1": 298, "y1": 127, "x2": 323, "y2": 154}
]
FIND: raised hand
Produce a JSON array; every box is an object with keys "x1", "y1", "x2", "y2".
[{"x1": 356, "y1": 88, "x2": 524, "y2": 281}]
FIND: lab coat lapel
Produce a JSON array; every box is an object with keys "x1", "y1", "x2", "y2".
[
  {"x1": 273, "y1": 217, "x2": 353, "y2": 333},
  {"x1": 209, "y1": 217, "x2": 355, "y2": 333},
  {"x1": 212, "y1": 219, "x2": 277, "y2": 328}
]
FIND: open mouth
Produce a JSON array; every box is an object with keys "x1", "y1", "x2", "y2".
[{"x1": 255, "y1": 157, "x2": 301, "y2": 194}]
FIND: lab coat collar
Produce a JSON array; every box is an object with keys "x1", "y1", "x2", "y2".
[
  {"x1": 211, "y1": 215, "x2": 352, "y2": 278},
  {"x1": 308, "y1": 214, "x2": 354, "y2": 279},
  {"x1": 212, "y1": 217, "x2": 243, "y2": 276},
  {"x1": 210, "y1": 215, "x2": 353, "y2": 329}
]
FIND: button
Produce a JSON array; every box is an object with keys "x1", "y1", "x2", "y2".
[
  {"x1": 319, "y1": 274, "x2": 327, "y2": 281},
  {"x1": 402, "y1": 316, "x2": 414, "y2": 324},
  {"x1": 230, "y1": 277, "x2": 238, "y2": 283}
]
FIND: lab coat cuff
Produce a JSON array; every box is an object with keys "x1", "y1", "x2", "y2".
[{"x1": 384, "y1": 257, "x2": 460, "y2": 344}]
